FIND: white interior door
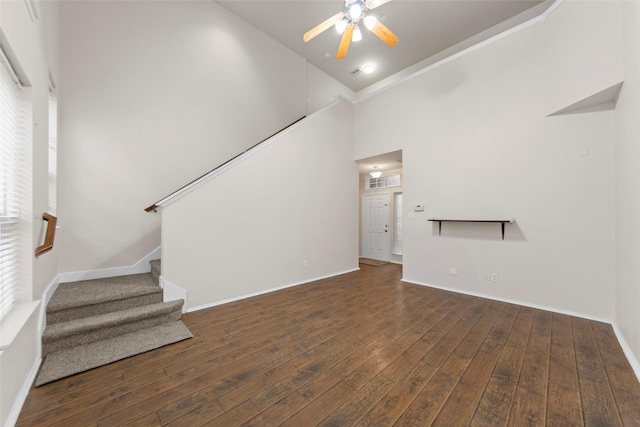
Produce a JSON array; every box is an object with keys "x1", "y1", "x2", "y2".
[{"x1": 362, "y1": 193, "x2": 390, "y2": 261}]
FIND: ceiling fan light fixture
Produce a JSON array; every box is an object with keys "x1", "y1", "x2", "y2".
[
  {"x1": 303, "y1": 0, "x2": 398, "y2": 60},
  {"x1": 335, "y1": 18, "x2": 348, "y2": 34},
  {"x1": 348, "y1": 3, "x2": 363, "y2": 20},
  {"x1": 364, "y1": 15, "x2": 377, "y2": 30},
  {"x1": 370, "y1": 165, "x2": 383, "y2": 178},
  {"x1": 352, "y1": 24, "x2": 363, "y2": 42}
]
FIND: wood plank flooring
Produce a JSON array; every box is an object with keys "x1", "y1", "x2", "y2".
[{"x1": 17, "y1": 264, "x2": 640, "y2": 426}]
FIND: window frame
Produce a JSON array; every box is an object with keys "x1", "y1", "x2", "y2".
[{"x1": 365, "y1": 172, "x2": 401, "y2": 190}]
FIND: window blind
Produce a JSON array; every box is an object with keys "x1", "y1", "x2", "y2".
[{"x1": 0, "y1": 50, "x2": 31, "y2": 321}]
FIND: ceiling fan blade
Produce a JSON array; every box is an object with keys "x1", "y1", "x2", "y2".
[
  {"x1": 336, "y1": 23, "x2": 354, "y2": 60},
  {"x1": 303, "y1": 12, "x2": 345, "y2": 42},
  {"x1": 370, "y1": 21, "x2": 399, "y2": 47},
  {"x1": 366, "y1": 0, "x2": 392, "y2": 10}
]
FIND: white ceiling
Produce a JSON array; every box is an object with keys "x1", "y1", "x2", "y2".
[
  {"x1": 217, "y1": 0, "x2": 552, "y2": 93},
  {"x1": 357, "y1": 150, "x2": 402, "y2": 175},
  {"x1": 216, "y1": 0, "x2": 554, "y2": 174}
]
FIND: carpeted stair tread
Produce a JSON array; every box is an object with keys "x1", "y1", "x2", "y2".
[
  {"x1": 42, "y1": 299, "x2": 184, "y2": 343},
  {"x1": 47, "y1": 273, "x2": 161, "y2": 313},
  {"x1": 36, "y1": 321, "x2": 193, "y2": 386}
]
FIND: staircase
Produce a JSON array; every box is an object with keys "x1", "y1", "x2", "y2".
[{"x1": 35, "y1": 260, "x2": 192, "y2": 386}]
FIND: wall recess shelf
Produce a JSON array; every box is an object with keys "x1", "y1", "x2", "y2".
[{"x1": 428, "y1": 218, "x2": 516, "y2": 240}]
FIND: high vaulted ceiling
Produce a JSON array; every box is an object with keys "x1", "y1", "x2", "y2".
[{"x1": 217, "y1": 0, "x2": 553, "y2": 93}]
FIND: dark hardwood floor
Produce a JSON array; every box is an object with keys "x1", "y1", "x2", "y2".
[{"x1": 17, "y1": 263, "x2": 640, "y2": 426}]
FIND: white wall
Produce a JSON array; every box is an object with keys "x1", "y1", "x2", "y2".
[
  {"x1": 306, "y1": 62, "x2": 356, "y2": 112},
  {"x1": 1, "y1": 2, "x2": 637, "y2": 423},
  {"x1": 0, "y1": 1, "x2": 58, "y2": 425},
  {"x1": 57, "y1": 0, "x2": 308, "y2": 274},
  {"x1": 0, "y1": 306, "x2": 39, "y2": 427},
  {"x1": 615, "y1": 0, "x2": 640, "y2": 369},
  {"x1": 353, "y1": 0, "x2": 619, "y2": 320},
  {"x1": 543, "y1": 0, "x2": 623, "y2": 116},
  {"x1": 162, "y1": 100, "x2": 358, "y2": 310}
]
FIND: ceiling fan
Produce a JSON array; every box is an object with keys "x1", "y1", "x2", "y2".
[{"x1": 303, "y1": 0, "x2": 399, "y2": 60}]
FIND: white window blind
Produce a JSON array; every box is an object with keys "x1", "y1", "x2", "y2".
[
  {"x1": 48, "y1": 93, "x2": 57, "y2": 215},
  {"x1": 0, "y1": 51, "x2": 31, "y2": 321}
]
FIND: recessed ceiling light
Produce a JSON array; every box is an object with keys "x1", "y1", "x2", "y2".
[{"x1": 363, "y1": 64, "x2": 374, "y2": 74}]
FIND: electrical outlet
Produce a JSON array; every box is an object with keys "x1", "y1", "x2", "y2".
[
  {"x1": 449, "y1": 267, "x2": 458, "y2": 276},
  {"x1": 484, "y1": 273, "x2": 491, "y2": 281},
  {"x1": 490, "y1": 273, "x2": 498, "y2": 282},
  {"x1": 303, "y1": 260, "x2": 309, "y2": 268}
]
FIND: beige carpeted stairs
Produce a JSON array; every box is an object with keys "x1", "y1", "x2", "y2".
[{"x1": 35, "y1": 260, "x2": 192, "y2": 386}]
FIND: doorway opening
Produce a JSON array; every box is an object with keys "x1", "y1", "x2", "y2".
[{"x1": 357, "y1": 150, "x2": 403, "y2": 265}]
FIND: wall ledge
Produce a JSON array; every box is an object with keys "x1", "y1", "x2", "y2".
[
  {"x1": 547, "y1": 81, "x2": 624, "y2": 116},
  {"x1": 0, "y1": 301, "x2": 40, "y2": 351}
]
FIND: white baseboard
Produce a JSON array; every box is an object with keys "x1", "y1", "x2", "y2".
[
  {"x1": 612, "y1": 324, "x2": 640, "y2": 380},
  {"x1": 4, "y1": 357, "x2": 41, "y2": 427},
  {"x1": 402, "y1": 276, "x2": 640, "y2": 383},
  {"x1": 58, "y1": 247, "x2": 161, "y2": 283},
  {"x1": 187, "y1": 268, "x2": 360, "y2": 313},
  {"x1": 160, "y1": 276, "x2": 187, "y2": 313},
  {"x1": 402, "y1": 276, "x2": 613, "y2": 324}
]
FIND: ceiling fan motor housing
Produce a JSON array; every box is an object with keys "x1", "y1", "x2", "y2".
[{"x1": 345, "y1": 0, "x2": 366, "y2": 22}]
